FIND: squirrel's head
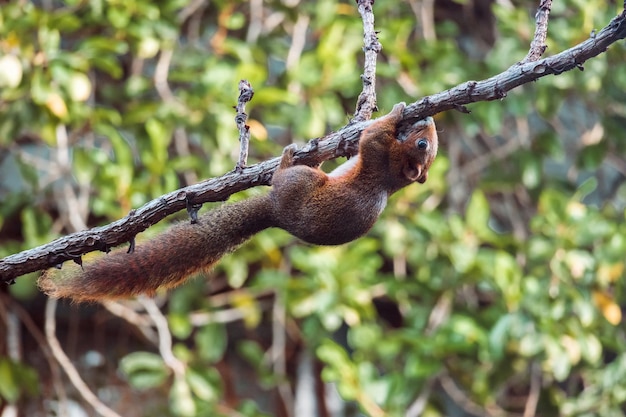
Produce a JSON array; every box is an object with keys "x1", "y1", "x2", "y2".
[{"x1": 397, "y1": 117, "x2": 438, "y2": 184}]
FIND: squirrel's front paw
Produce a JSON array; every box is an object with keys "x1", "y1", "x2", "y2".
[
  {"x1": 390, "y1": 102, "x2": 406, "y2": 117},
  {"x1": 279, "y1": 144, "x2": 298, "y2": 169}
]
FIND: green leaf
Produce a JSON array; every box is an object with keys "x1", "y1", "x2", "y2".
[
  {"x1": 169, "y1": 313, "x2": 192, "y2": 339},
  {"x1": 145, "y1": 117, "x2": 171, "y2": 174},
  {"x1": 119, "y1": 352, "x2": 169, "y2": 390},
  {"x1": 196, "y1": 323, "x2": 227, "y2": 363},
  {"x1": 488, "y1": 314, "x2": 512, "y2": 360},
  {"x1": 107, "y1": 5, "x2": 131, "y2": 29},
  {"x1": 237, "y1": 340, "x2": 265, "y2": 368},
  {"x1": 186, "y1": 368, "x2": 218, "y2": 403},
  {"x1": 466, "y1": 190, "x2": 489, "y2": 230},
  {"x1": 449, "y1": 242, "x2": 476, "y2": 273},
  {"x1": 170, "y1": 376, "x2": 196, "y2": 417},
  {"x1": 0, "y1": 358, "x2": 20, "y2": 402},
  {"x1": 0, "y1": 358, "x2": 39, "y2": 402},
  {"x1": 577, "y1": 143, "x2": 607, "y2": 170},
  {"x1": 522, "y1": 154, "x2": 542, "y2": 189}
]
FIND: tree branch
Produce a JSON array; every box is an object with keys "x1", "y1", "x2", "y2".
[
  {"x1": 353, "y1": 0, "x2": 381, "y2": 122},
  {"x1": 45, "y1": 298, "x2": 124, "y2": 417},
  {"x1": 1, "y1": 7, "x2": 626, "y2": 284},
  {"x1": 234, "y1": 79, "x2": 254, "y2": 172},
  {"x1": 522, "y1": 0, "x2": 552, "y2": 63},
  {"x1": 400, "y1": 8, "x2": 626, "y2": 126}
]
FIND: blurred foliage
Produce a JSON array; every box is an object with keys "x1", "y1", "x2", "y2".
[{"x1": 1, "y1": 0, "x2": 626, "y2": 416}]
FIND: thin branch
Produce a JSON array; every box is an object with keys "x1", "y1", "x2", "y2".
[
  {"x1": 45, "y1": 298, "x2": 124, "y2": 417},
  {"x1": 55, "y1": 123, "x2": 88, "y2": 233},
  {"x1": 408, "y1": 0, "x2": 436, "y2": 41},
  {"x1": 1, "y1": 7, "x2": 626, "y2": 283},
  {"x1": 425, "y1": 291, "x2": 453, "y2": 335},
  {"x1": 271, "y1": 291, "x2": 294, "y2": 417},
  {"x1": 173, "y1": 127, "x2": 198, "y2": 185},
  {"x1": 438, "y1": 372, "x2": 523, "y2": 417},
  {"x1": 0, "y1": 293, "x2": 69, "y2": 414},
  {"x1": 405, "y1": 292, "x2": 451, "y2": 417},
  {"x1": 3, "y1": 300, "x2": 21, "y2": 361},
  {"x1": 353, "y1": 0, "x2": 381, "y2": 122},
  {"x1": 177, "y1": 0, "x2": 208, "y2": 23},
  {"x1": 189, "y1": 307, "x2": 249, "y2": 325},
  {"x1": 285, "y1": 14, "x2": 310, "y2": 71},
  {"x1": 523, "y1": 361, "x2": 542, "y2": 417},
  {"x1": 234, "y1": 80, "x2": 255, "y2": 172},
  {"x1": 246, "y1": 0, "x2": 263, "y2": 43},
  {"x1": 405, "y1": 378, "x2": 434, "y2": 417},
  {"x1": 522, "y1": 0, "x2": 553, "y2": 63},
  {"x1": 137, "y1": 296, "x2": 186, "y2": 377},
  {"x1": 402, "y1": 8, "x2": 626, "y2": 124},
  {"x1": 154, "y1": 48, "x2": 176, "y2": 103},
  {"x1": 101, "y1": 300, "x2": 158, "y2": 344},
  {"x1": 0, "y1": 297, "x2": 20, "y2": 416},
  {"x1": 459, "y1": 133, "x2": 523, "y2": 178}
]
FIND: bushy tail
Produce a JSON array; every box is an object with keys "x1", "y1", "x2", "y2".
[{"x1": 38, "y1": 196, "x2": 275, "y2": 302}]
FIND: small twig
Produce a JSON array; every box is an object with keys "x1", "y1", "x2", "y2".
[
  {"x1": 45, "y1": 298, "x2": 123, "y2": 417},
  {"x1": 246, "y1": 0, "x2": 263, "y2": 43},
  {"x1": 405, "y1": 377, "x2": 435, "y2": 417},
  {"x1": 177, "y1": 0, "x2": 208, "y2": 23},
  {"x1": 235, "y1": 79, "x2": 254, "y2": 172},
  {"x1": 353, "y1": 0, "x2": 381, "y2": 122},
  {"x1": 189, "y1": 307, "x2": 249, "y2": 325},
  {"x1": 3, "y1": 302, "x2": 20, "y2": 361},
  {"x1": 271, "y1": 291, "x2": 294, "y2": 417},
  {"x1": 459, "y1": 133, "x2": 523, "y2": 178},
  {"x1": 174, "y1": 127, "x2": 198, "y2": 185},
  {"x1": 425, "y1": 291, "x2": 453, "y2": 335},
  {"x1": 0, "y1": 297, "x2": 20, "y2": 416},
  {"x1": 285, "y1": 14, "x2": 310, "y2": 71},
  {"x1": 523, "y1": 361, "x2": 542, "y2": 417},
  {"x1": 521, "y1": 0, "x2": 553, "y2": 63},
  {"x1": 405, "y1": 292, "x2": 451, "y2": 417},
  {"x1": 154, "y1": 48, "x2": 176, "y2": 103},
  {"x1": 0, "y1": 293, "x2": 68, "y2": 414},
  {"x1": 137, "y1": 296, "x2": 186, "y2": 377},
  {"x1": 408, "y1": 0, "x2": 436, "y2": 41},
  {"x1": 188, "y1": 290, "x2": 275, "y2": 325},
  {"x1": 356, "y1": 392, "x2": 387, "y2": 417},
  {"x1": 55, "y1": 123, "x2": 88, "y2": 233},
  {"x1": 101, "y1": 300, "x2": 158, "y2": 344},
  {"x1": 438, "y1": 372, "x2": 523, "y2": 417}
]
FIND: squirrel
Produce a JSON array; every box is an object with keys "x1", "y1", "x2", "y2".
[{"x1": 38, "y1": 102, "x2": 438, "y2": 302}]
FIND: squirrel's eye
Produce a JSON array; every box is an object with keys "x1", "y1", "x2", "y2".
[{"x1": 417, "y1": 139, "x2": 429, "y2": 150}]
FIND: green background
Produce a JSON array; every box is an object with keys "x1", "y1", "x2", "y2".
[{"x1": 1, "y1": 0, "x2": 626, "y2": 416}]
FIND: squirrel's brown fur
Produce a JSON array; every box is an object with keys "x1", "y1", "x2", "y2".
[{"x1": 39, "y1": 103, "x2": 438, "y2": 302}]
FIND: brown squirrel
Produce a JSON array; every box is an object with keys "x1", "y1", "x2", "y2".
[{"x1": 38, "y1": 102, "x2": 438, "y2": 302}]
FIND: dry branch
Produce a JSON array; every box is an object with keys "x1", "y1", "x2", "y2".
[
  {"x1": 353, "y1": 0, "x2": 381, "y2": 122},
  {"x1": 401, "y1": 8, "x2": 626, "y2": 126},
  {"x1": 234, "y1": 79, "x2": 255, "y2": 172},
  {"x1": 1, "y1": 7, "x2": 626, "y2": 284},
  {"x1": 522, "y1": 0, "x2": 553, "y2": 63}
]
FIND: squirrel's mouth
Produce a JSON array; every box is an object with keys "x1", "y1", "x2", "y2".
[
  {"x1": 403, "y1": 163, "x2": 428, "y2": 183},
  {"x1": 416, "y1": 166, "x2": 428, "y2": 183}
]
